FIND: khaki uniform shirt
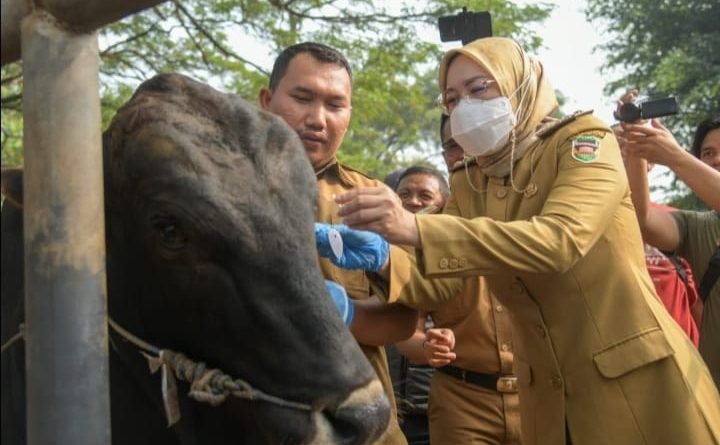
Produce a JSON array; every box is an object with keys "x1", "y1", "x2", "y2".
[
  {"x1": 672, "y1": 210, "x2": 720, "y2": 388},
  {"x1": 384, "y1": 114, "x2": 720, "y2": 445},
  {"x1": 420, "y1": 277, "x2": 521, "y2": 444},
  {"x1": 316, "y1": 160, "x2": 407, "y2": 445},
  {"x1": 425, "y1": 277, "x2": 513, "y2": 376}
]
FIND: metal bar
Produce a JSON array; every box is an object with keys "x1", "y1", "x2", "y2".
[
  {"x1": 22, "y1": 12, "x2": 110, "y2": 445},
  {"x1": 2, "y1": 0, "x2": 165, "y2": 66}
]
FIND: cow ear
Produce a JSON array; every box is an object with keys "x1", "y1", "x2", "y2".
[{"x1": 1, "y1": 166, "x2": 23, "y2": 208}]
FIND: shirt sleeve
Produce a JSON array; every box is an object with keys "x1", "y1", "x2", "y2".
[
  {"x1": 416, "y1": 130, "x2": 628, "y2": 277},
  {"x1": 379, "y1": 191, "x2": 465, "y2": 310},
  {"x1": 384, "y1": 245, "x2": 464, "y2": 311}
]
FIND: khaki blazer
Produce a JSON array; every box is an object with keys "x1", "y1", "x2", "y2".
[{"x1": 385, "y1": 113, "x2": 720, "y2": 445}]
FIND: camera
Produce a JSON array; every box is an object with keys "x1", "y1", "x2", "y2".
[
  {"x1": 438, "y1": 8, "x2": 492, "y2": 45},
  {"x1": 613, "y1": 97, "x2": 679, "y2": 122}
]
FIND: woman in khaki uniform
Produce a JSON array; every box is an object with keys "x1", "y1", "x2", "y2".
[{"x1": 334, "y1": 38, "x2": 720, "y2": 445}]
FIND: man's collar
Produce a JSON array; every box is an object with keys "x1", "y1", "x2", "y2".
[{"x1": 314, "y1": 157, "x2": 338, "y2": 177}]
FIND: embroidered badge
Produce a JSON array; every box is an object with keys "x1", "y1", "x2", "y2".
[{"x1": 571, "y1": 135, "x2": 601, "y2": 163}]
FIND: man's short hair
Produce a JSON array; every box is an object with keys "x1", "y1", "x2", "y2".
[
  {"x1": 691, "y1": 115, "x2": 720, "y2": 158},
  {"x1": 383, "y1": 168, "x2": 407, "y2": 190},
  {"x1": 396, "y1": 165, "x2": 450, "y2": 200},
  {"x1": 269, "y1": 42, "x2": 353, "y2": 91}
]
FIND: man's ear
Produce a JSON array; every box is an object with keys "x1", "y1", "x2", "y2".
[{"x1": 258, "y1": 88, "x2": 272, "y2": 111}]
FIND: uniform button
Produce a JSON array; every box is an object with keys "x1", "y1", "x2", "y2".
[
  {"x1": 512, "y1": 282, "x2": 525, "y2": 294},
  {"x1": 495, "y1": 304, "x2": 504, "y2": 312},
  {"x1": 439, "y1": 258, "x2": 449, "y2": 269},
  {"x1": 524, "y1": 183, "x2": 538, "y2": 198},
  {"x1": 449, "y1": 258, "x2": 459, "y2": 269},
  {"x1": 535, "y1": 325, "x2": 546, "y2": 338},
  {"x1": 496, "y1": 188, "x2": 508, "y2": 199},
  {"x1": 501, "y1": 343, "x2": 510, "y2": 352},
  {"x1": 550, "y1": 375, "x2": 563, "y2": 389},
  {"x1": 458, "y1": 258, "x2": 467, "y2": 267}
]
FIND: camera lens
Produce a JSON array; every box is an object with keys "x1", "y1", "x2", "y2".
[{"x1": 614, "y1": 103, "x2": 642, "y2": 122}]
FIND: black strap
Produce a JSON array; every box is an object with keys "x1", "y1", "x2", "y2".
[
  {"x1": 698, "y1": 245, "x2": 720, "y2": 302},
  {"x1": 437, "y1": 365, "x2": 496, "y2": 390},
  {"x1": 665, "y1": 252, "x2": 690, "y2": 287}
]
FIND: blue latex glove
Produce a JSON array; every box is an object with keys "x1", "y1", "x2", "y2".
[
  {"x1": 324, "y1": 280, "x2": 354, "y2": 326},
  {"x1": 315, "y1": 223, "x2": 389, "y2": 272}
]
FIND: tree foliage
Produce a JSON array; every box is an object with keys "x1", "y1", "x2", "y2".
[
  {"x1": 586, "y1": 0, "x2": 719, "y2": 209},
  {"x1": 1, "y1": 0, "x2": 552, "y2": 178},
  {"x1": 586, "y1": 0, "x2": 720, "y2": 142}
]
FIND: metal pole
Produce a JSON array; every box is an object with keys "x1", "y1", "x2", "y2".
[{"x1": 22, "y1": 12, "x2": 110, "y2": 445}]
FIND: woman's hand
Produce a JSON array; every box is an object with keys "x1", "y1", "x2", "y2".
[
  {"x1": 622, "y1": 119, "x2": 686, "y2": 167},
  {"x1": 422, "y1": 328, "x2": 456, "y2": 368},
  {"x1": 335, "y1": 186, "x2": 421, "y2": 247}
]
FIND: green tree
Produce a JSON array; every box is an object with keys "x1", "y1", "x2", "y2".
[
  {"x1": 586, "y1": 0, "x2": 719, "y2": 208},
  {"x1": 2, "y1": 0, "x2": 552, "y2": 178},
  {"x1": 587, "y1": 0, "x2": 719, "y2": 135}
]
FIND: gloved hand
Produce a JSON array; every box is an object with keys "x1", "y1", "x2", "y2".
[
  {"x1": 315, "y1": 223, "x2": 389, "y2": 272},
  {"x1": 324, "y1": 280, "x2": 354, "y2": 326}
]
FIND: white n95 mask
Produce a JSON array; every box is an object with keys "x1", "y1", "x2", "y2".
[{"x1": 450, "y1": 96, "x2": 516, "y2": 157}]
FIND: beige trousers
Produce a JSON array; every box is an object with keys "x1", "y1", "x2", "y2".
[{"x1": 428, "y1": 371, "x2": 521, "y2": 445}]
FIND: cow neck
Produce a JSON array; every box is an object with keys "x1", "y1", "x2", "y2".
[
  {"x1": 0, "y1": 323, "x2": 24, "y2": 353},
  {"x1": 1, "y1": 317, "x2": 314, "y2": 428},
  {"x1": 107, "y1": 317, "x2": 314, "y2": 422}
]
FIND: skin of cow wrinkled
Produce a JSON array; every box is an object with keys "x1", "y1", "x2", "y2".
[{"x1": 1, "y1": 73, "x2": 389, "y2": 445}]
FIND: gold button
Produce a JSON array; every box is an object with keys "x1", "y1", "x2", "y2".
[
  {"x1": 513, "y1": 282, "x2": 525, "y2": 294},
  {"x1": 501, "y1": 343, "x2": 510, "y2": 352},
  {"x1": 449, "y1": 258, "x2": 459, "y2": 269},
  {"x1": 458, "y1": 258, "x2": 467, "y2": 267},
  {"x1": 524, "y1": 183, "x2": 538, "y2": 198},
  {"x1": 550, "y1": 375, "x2": 563, "y2": 389},
  {"x1": 535, "y1": 325, "x2": 546, "y2": 338},
  {"x1": 439, "y1": 258, "x2": 449, "y2": 269},
  {"x1": 496, "y1": 188, "x2": 508, "y2": 199},
  {"x1": 495, "y1": 304, "x2": 504, "y2": 312}
]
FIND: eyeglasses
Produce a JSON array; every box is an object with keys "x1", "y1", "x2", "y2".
[{"x1": 440, "y1": 78, "x2": 496, "y2": 113}]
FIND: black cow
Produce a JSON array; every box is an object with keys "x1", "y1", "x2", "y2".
[{"x1": 1, "y1": 73, "x2": 389, "y2": 444}]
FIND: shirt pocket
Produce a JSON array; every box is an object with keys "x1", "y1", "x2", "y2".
[{"x1": 592, "y1": 327, "x2": 674, "y2": 379}]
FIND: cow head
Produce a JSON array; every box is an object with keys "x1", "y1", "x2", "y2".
[{"x1": 102, "y1": 74, "x2": 388, "y2": 444}]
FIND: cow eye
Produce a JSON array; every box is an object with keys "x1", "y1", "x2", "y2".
[{"x1": 154, "y1": 220, "x2": 187, "y2": 251}]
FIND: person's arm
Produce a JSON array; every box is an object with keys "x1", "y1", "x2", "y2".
[
  {"x1": 622, "y1": 143, "x2": 681, "y2": 251},
  {"x1": 394, "y1": 315, "x2": 430, "y2": 364},
  {"x1": 669, "y1": 154, "x2": 720, "y2": 211},
  {"x1": 338, "y1": 128, "x2": 634, "y2": 277},
  {"x1": 350, "y1": 296, "x2": 417, "y2": 346},
  {"x1": 623, "y1": 119, "x2": 720, "y2": 211}
]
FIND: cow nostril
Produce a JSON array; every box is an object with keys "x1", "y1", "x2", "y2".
[
  {"x1": 323, "y1": 409, "x2": 359, "y2": 445},
  {"x1": 322, "y1": 380, "x2": 390, "y2": 445}
]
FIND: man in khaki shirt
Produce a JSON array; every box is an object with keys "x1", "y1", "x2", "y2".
[
  {"x1": 393, "y1": 169, "x2": 520, "y2": 444},
  {"x1": 259, "y1": 41, "x2": 410, "y2": 445}
]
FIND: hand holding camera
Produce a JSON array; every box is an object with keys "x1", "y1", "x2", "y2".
[
  {"x1": 613, "y1": 89, "x2": 679, "y2": 123},
  {"x1": 621, "y1": 118, "x2": 686, "y2": 167}
]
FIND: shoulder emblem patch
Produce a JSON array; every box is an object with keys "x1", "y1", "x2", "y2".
[{"x1": 571, "y1": 135, "x2": 601, "y2": 163}]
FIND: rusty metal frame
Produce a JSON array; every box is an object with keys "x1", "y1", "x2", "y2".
[{"x1": 2, "y1": 1, "x2": 166, "y2": 443}]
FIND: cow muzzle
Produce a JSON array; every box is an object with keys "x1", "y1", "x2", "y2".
[{"x1": 311, "y1": 379, "x2": 390, "y2": 445}]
